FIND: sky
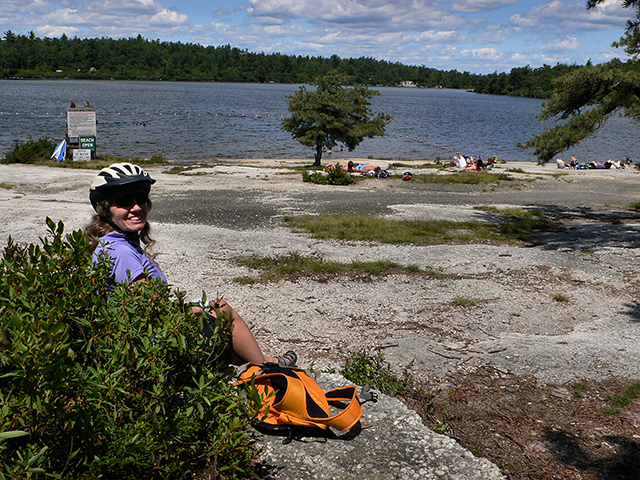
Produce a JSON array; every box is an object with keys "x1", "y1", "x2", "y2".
[{"x1": 1, "y1": 0, "x2": 635, "y2": 74}]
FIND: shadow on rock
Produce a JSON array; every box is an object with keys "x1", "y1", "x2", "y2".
[
  {"x1": 544, "y1": 429, "x2": 640, "y2": 480},
  {"x1": 622, "y1": 302, "x2": 640, "y2": 322},
  {"x1": 254, "y1": 422, "x2": 363, "y2": 446},
  {"x1": 531, "y1": 205, "x2": 640, "y2": 251}
]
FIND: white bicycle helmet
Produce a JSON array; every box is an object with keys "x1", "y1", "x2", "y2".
[{"x1": 89, "y1": 162, "x2": 155, "y2": 209}]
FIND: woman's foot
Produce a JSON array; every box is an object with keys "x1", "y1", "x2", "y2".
[{"x1": 276, "y1": 350, "x2": 297, "y2": 367}]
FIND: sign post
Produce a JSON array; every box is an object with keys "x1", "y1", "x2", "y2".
[{"x1": 67, "y1": 106, "x2": 97, "y2": 161}]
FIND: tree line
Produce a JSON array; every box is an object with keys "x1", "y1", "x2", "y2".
[{"x1": 2, "y1": 30, "x2": 584, "y2": 98}]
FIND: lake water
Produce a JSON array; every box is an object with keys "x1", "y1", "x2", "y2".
[{"x1": 1, "y1": 79, "x2": 639, "y2": 163}]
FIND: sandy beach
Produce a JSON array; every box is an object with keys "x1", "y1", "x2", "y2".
[{"x1": 2, "y1": 159, "x2": 640, "y2": 384}]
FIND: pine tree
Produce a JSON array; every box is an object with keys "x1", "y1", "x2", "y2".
[
  {"x1": 282, "y1": 71, "x2": 392, "y2": 166},
  {"x1": 521, "y1": 0, "x2": 640, "y2": 163}
]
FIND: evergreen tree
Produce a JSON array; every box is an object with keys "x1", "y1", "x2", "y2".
[
  {"x1": 282, "y1": 71, "x2": 392, "y2": 166},
  {"x1": 520, "y1": 0, "x2": 640, "y2": 163}
]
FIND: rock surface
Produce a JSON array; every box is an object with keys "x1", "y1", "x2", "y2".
[
  {"x1": 3, "y1": 160, "x2": 640, "y2": 478},
  {"x1": 253, "y1": 373, "x2": 504, "y2": 480}
]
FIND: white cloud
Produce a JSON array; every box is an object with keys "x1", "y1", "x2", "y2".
[
  {"x1": 36, "y1": 23, "x2": 80, "y2": 38},
  {"x1": 509, "y1": 12, "x2": 539, "y2": 28},
  {"x1": 476, "y1": 23, "x2": 519, "y2": 44},
  {"x1": 246, "y1": 0, "x2": 310, "y2": 20},
  {"x1": 246, "y1": 0, "x2": 465, "y2": 32},
  {"x1": 542, "y1": 35, "x2": 581, "y2": 52},
  {"x1": 451, "y1": 0, "x2": 516, "y2": 14},
  {"x1": 148, "y1": 9, "x2": 189, "y2": 27},
  {"x1": 509, "y1": 0, "x2": 628, "y2": 31},
  {"x1": 0, "y1": 0, "x2": 52, "y2": 16},
  {"x1": 83, "y1": 0, "x2": 164, "y2": 16},
  {"x1": 463, "y1": 47, "x2": 502, "y2": 60},
  {"x1": 24, "y1": 0, "x2": 189, "y2": 38},
  {"x1": 205, "y1": 0, "x2": 628, "y2": 72},
  {"x1": 212, "y1": 7, "x2": 231, "y2": 17}
]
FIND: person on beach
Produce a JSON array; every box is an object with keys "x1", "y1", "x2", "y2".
[
  {"x1": 84, "y1": 162, "x2": 296, "y2": 368},
  {"x1": 447, "y1": 155, "x2": 465, "y2": 170},
  {"x1": 465, "y1": 157, "x2": 482, "y2": 171}
]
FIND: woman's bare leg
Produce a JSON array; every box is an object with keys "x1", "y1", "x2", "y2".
[{"x1": 218, "y1": 301, "x2": 278, "y2": 364}]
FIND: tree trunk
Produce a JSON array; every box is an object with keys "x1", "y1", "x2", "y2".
[{"x1": 314, "y1": 144, "x2": 323, "y2": 167}]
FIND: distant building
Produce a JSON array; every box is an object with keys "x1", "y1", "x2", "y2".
[{"x1": 399, "y1": 81, "x2": 417, "y2": 88}]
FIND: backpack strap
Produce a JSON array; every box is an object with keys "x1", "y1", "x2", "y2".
[{"x1": 318, "y1": 385, "x2": 363, "y2": 431}]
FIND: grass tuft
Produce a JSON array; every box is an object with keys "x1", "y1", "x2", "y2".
[
  {"x1": 605, "y1": 381, "x2": 640, "y2": 407},
  {"x1": 453, "y1": 296, "x2": 476, "y2": 307},
  {"x1": 233, "y1": 276, "x2": 258, "y2": 285},
  {"x1": 283, "y1": 212, "x2": 557, "y2": 246},
  {"x1": 2, "y1": 136, "x2": 56, "y2": 164},
  {"x1": 234, "y1": 253, "x2": 440, "y2": 283},
  {"x1": 410, "y1": 171, "x2": 513, "y2": 185},
  {"x1": 388, "y1": 162, "x2": 441, "y2": 169},
  {"x1": 341, "y1": 348, "x2": 412, "y2": 396},
  {"x1": 571, "y1": 381, "x2": 589, "y2": 398},
  {"x1": 552, "y1": 293, "x2": 569, "y2": 302}
]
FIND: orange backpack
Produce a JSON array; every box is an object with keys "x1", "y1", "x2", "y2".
[{"x1": 234, "y1": 363, "x2": 370, "y2": 440}]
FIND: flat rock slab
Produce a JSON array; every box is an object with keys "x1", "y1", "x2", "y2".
[{"x1": 252, "y1": 373, "x2": 504, "y2": 480}]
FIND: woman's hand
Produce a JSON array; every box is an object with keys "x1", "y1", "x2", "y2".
[{"x1": 191, "y1": 299, "x2": 228, "y2": 317}]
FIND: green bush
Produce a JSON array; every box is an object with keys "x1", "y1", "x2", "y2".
[
  {"x1": 2, "y1": 137, "x2": 56, "y2": 164},
  {"x1": 302, "y1": 164, "x2": 357, "y2": 185},
  {"x1": 341, "y1": 348, "x2": 411, "y2": 396},
  {"x1": 0, "y1": 219, "x2": 257, "y2": 479},
  {"x1": 302, "y1": 170, "x2": 328, "y2": 184}
]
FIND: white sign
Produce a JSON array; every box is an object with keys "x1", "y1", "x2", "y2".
[
  {"x1": 73, "y1": 149, "x2": 92, "y2": 162},
  {"x1": 67, "y1": 109, "x2": 97, "y2": 137}
]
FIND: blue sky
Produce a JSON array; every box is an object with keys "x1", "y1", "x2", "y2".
[{"x1": 1, "y1": 0, "x2": 634, "y2": 74}]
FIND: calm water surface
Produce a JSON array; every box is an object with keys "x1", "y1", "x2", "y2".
[{"x1": 1, "y1": 79, "x2": 639, "y2": 162}]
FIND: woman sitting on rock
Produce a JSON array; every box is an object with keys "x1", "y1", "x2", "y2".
[{"x1": 84, "y1": 162, "x2": 296, "y2": 367}]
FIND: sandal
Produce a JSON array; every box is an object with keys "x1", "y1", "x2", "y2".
[{"x1": 276, "y1": 350, "x2": 297, "y2": 368}]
